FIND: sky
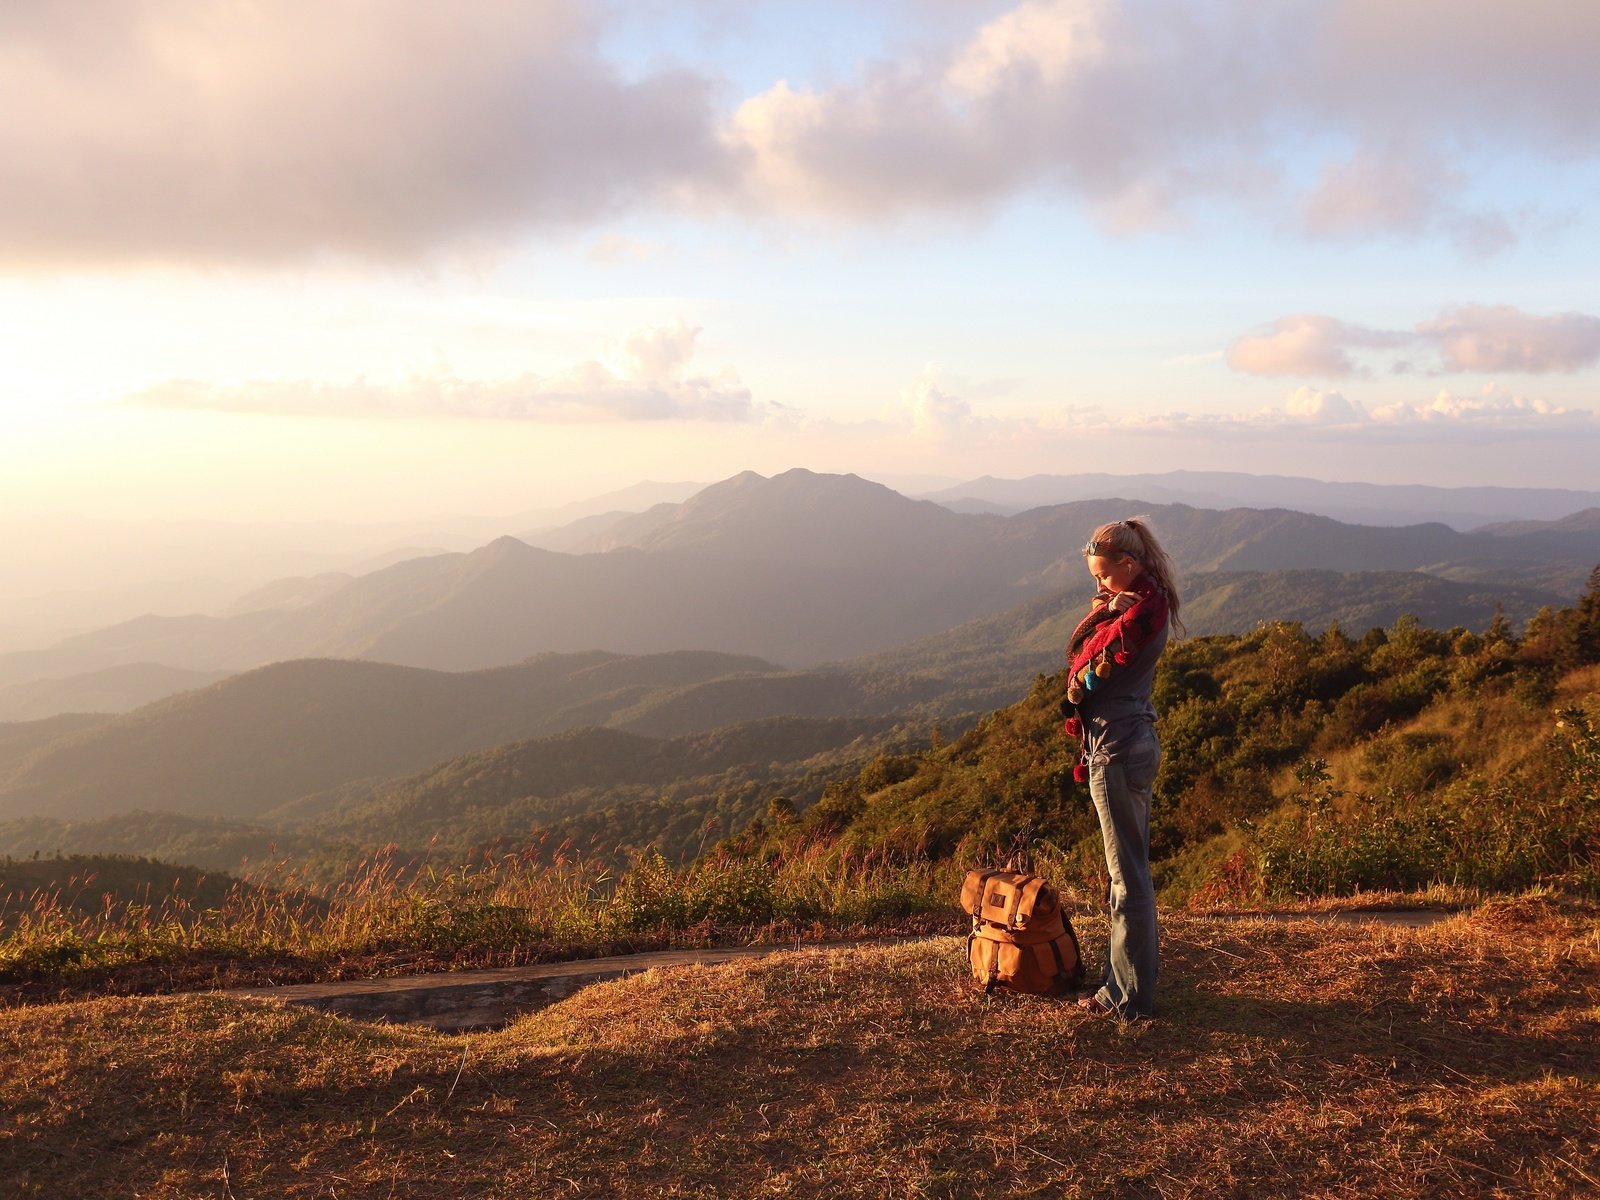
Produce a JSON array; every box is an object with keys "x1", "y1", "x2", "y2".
[{"x1": 3, "y1": 0, "x2": 1599, "y2": 525}]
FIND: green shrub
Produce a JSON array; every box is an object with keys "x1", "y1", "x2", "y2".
[{"x1": 606, "y1": 850, "x2": 778, "y2": 931}]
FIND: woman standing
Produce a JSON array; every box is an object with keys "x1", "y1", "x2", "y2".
[{"x1": 1063, "y1": 518, "x2": 1181, "y2": 1020}]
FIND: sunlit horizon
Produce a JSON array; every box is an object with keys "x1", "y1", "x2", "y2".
[{"x1": 4, "y1": 1, "x2": 1598, "y2": 526}]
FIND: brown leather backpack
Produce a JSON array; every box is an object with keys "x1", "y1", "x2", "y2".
[{"x1": 961, "y1": 867, "x2": 1085, "y2": 997}]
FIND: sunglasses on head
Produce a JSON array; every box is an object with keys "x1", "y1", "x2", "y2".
[{"x1": 1083, "y1": 521, "x2": 1134, "y2": 557}]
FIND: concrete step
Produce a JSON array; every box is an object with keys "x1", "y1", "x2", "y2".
[{"x1": 221, "y1": 940, "x2": 894, "y2": 1032}]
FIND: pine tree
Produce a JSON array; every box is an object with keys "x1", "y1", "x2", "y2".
[{"x1": 1573, "y1": 563, "x2": 1600, "y2": 665}]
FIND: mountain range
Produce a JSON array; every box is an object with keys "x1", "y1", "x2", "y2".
[
  {"x1": 922, "y1": 471, "x2": 1600, "y2": 530},
  {"x1": 0, "y1": 628, "x2": 1024, "y2": 825},
  {"x1": 8, "y1": 467, "x2": 1594, "y2": 654},
  {"x1": 5, "y1": 470, "x2": 1598, "y2": 705},
  {"x1": 1, "y1": 466, "x2": 1596, "y2": 849},
  {"x1": 0, "y1": 651, "x2": 785, "y2": 821}
]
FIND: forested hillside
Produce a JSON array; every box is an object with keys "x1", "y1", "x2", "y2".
[
  {"x1": 0, "y1": 715, "x2": 950, "y2": 877},
  {"x1": 732, "y1": 570, "x2": 1600, "y2": 903},
  {"x1": 285, "y1": 715, "x2": 930, "y2": 865},
  {"x1": 4, "y1": 562, "x2": 1594, "y2": 912},
  {"x1": 0, "y1": 651, "x2": 786, "y2": 820}
]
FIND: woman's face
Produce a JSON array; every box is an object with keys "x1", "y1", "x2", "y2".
[{"x1": 1087, "y1": 553, "x2": 1142, "y2": 593}]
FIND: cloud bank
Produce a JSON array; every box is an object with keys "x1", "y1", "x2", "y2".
[
  {"x1": 1142, "y1": 384, "x2": 1595, "y2": 442},
  {"x1": 1226, "y1": 317, "x2": 1409, "y2": 379},
  {"x1": 130, "y1": 322, "x2": 757, "y2": 422},
  {"x1": 2, "y1": 0, "x2": 1597, "y2": 264},
  {"x1": 1420, "y1": 306, "x2": 1600, "y2": 374},
  {"x1": 0, "y1": 0, "x2": 726, "y2": 265},
  {"x1": 873, "y1": 0, "x2": 1595, "y2": 248},
  {"x1": 1228, "y1": 306, "x2": 1600, "y2": 379},
  {"x1": 803, "y1": 364, "x2": 1600, "y2": 463}
]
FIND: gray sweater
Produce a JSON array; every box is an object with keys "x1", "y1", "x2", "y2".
[{"x1": 1077, "y1": 620, "x2": 1167, "y2": 756}]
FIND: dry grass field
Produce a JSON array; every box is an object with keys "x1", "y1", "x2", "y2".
[{"x1": 2, "y1": 896, "x2": 1596, "y2": 1198}]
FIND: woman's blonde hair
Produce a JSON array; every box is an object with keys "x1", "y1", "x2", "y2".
[{"x1": 1084, "y1": 516, "x2": 1184, "y2": 633}]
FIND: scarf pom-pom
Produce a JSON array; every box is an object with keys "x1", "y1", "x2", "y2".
[
  {"x1": 1113, "y1": 651, "x2": 1131, "y2": 666},
  {"x1": 1062, "y1": 716, "x2": 1081, "y2": 737},
  {"x1": 1072, "y1": 763, "x2": 1089, "y2": 783}
]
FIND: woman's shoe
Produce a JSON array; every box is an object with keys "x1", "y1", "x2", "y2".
[{"x1": 1077, "y1": 994, "x2": 1116, "y2": 1018}]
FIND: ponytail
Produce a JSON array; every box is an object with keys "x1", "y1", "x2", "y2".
[{"x1": 1084, "y1": 516, "x2": 1184, "y2": 635}]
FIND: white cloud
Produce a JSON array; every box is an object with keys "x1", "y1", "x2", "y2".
[
  {"x1": 899, "y1": 368, "x2": 981, "y2": 441},
  {"x1": 1227, "y1": 305, "x2": 1600, "y2": 379},
  {"x1": 994, "y1": 384, "x2": 1593, "y2": 443},
  {"x1": 1294, "y1": 146, "x2": 1516, "y2": 254},
  {"x1": 1226, "y1": 315, "x2": 1406, "y2": 379},
  {"x1": 1280, "y1": 387, "x2": 1367, "y2": 424},
  {"x1": 128, "y1": 321, "x2": 757, "y2": 423},
  {"x1": 1309, "y1": 1, "x2": 1599, "y2": 151},
  {"x1": 725, "y1": 0, "x2": 1247, "y2": 222},
  {"x1": 1208, "y1": 383, "x2": 1596, "y2": 442},
  {"x1": 721, "y1": 0, "x2": 1600, "y2": 243},
  {"x1": 944, "y1": 0, "x2": 1108, "y2": 99},
  {"x1": 0, "y1": 0, "x2": 728, "y2": 265},
  {"x1": 1419, "y1": 305, "x2": 1600, "y2": 374},
  {"x1": 1368, "y1": 383, "x2": 1590, "y2": 431},
  {"x1": 862, "y1": 366, "x2": 1594, "y2": 459},
  {"x1": 4, "y1": 1, "x2": 1596, "y2": 264}
]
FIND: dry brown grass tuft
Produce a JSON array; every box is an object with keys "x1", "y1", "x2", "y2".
[{"x1": 2, "y1": 902, "x2": 1596, "y2": 1198}]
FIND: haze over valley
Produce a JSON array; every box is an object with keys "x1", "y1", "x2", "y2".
[{"x1": 2, "y1": 466, "x2": 1596, "y2": 877}]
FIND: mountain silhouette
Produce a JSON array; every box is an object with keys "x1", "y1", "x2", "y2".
[{"x1": 0, "y1": 470, "x2": 1591, "y2": 698}]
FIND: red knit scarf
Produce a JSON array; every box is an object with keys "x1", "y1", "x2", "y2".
[{"x1": 1062, "y1": 573, "x2": 1169, "y2": 780}]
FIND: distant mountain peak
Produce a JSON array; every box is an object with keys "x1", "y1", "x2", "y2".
[
  {"x1": 469, "y1": 535, "x2": 546, "y2": 566},
  {"x1": 688, "y1": 468, "x2": 918, "y2": 511},
  {"x1": 618, "y1": 468, "x2": 945, "y2": 556}
]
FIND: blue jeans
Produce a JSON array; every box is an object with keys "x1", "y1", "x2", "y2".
[{"x1": 1087, "y1": 726, "x2": 1161, "y2": 1017}]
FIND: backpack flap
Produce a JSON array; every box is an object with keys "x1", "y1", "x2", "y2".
[
  {"x1": 959, "y1": 868, "x2": 1002, "y2": 915},
  {"x1": 962, "y1": 869, "x2": 1059, "y2": 930}
]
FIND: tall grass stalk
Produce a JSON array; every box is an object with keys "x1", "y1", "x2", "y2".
[{"x1": 0, "y1": 841, "x2": 962, "y2": 985}]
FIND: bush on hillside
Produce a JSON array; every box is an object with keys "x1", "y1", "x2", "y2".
[
  {"x1": 740, "y1": 570, "x2": 1600, "y2": 907},
  {"x1": 1250, "y1": 702, "x2": 1600, "y2": 899}
]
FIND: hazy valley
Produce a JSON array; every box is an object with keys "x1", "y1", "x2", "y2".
[
  {"x1": 5, "y1": 468, "x2": 1596, "y2": 704},
  {"x1": 1, "y1": 468, "x2": 1597, "y2": 889}
]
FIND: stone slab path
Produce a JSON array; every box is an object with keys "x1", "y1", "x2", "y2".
[
  {"x1": 221, "y1": 910, "x2": 1452, "y2": 1033},
  {"x1": 223, "y1": 941, "x2": 885, "y2": 1033}
]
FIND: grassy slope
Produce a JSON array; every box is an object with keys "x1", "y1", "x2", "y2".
[
  {"x1": 0, "y1": 855, "x2": 244, "y2": 923},
  {"x1": 1303, "y1": 661, "x2": 1599, "y2": 807},
  {"x1": 3, "y1": 898, "x2": 1595, "y2": 1199}
]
